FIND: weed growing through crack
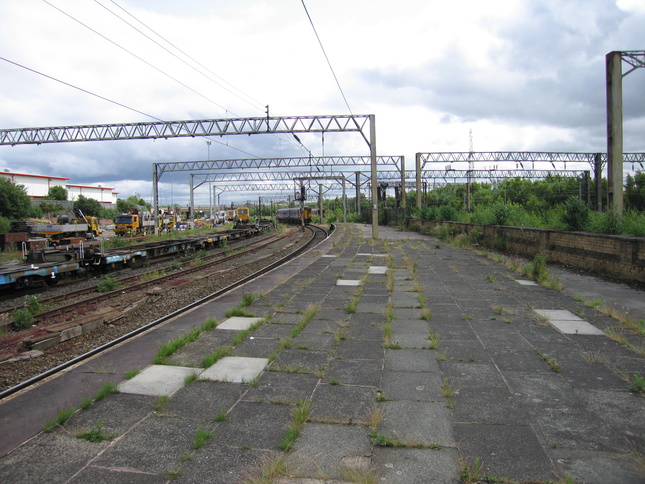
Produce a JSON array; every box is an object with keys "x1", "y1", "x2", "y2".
[
  {"x1": 192, "y1": 428, "x2": 213, "y2": 449},
  {"x1": 154, "y1": 326, "x2": 201, "y2": 364},
  {"x1": 280, "y1": 399, "x2": 311, "y2": 451},
  {"x1": 214, "y1": 409, "x2": 228, "y2": 422},
  {"x1": 76, "y1": 419, "x2": 116, "y2": 443},
  {"x1": 427, "y1": 331, "x2": 439, "y2": 350},
  {"x1": 94, "y1": 382, "x2": 119, "y2": 402},
  {"x1": 632, "y1": 374, "x2": 645, "y2": 394},
  {"x1": 459, "y1": 457, "x2": 482, "y2": 483},
  {"x1": 536, "y1": 349, "x2": 561, "y2": 373},
  {"x1": 439, "y1": 377, "x2": 458, "y2": 409},
  {"x1": 43, "y1": 408, "x2": 76, "y2": 432},
  {"x1": 346, "y1": 297, "x2": 359, "y2": 314},
  {"x1": 184, "y1": 372, "x2": 199, "y2": 386},
  {"x1": 123, "y1": 368, "x2": 140, "y2": 380},
  {"x1": 201, "y1": 318, "x2": 218, "y2": 331},
  {"x1": 421, "y1": 308, "x2": 433, "y2": 321}
]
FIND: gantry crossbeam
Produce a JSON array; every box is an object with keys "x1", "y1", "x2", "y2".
[
  {"x1": 0, "y1": 115, "x2": 372, "y2": 146},
  {"x1": 155, "y1": 155, "x2": 402, "y2": 176}
]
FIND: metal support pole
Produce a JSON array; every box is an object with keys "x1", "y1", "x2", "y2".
[
  {"x1": 416, "y1": 153, "x2": 422, "y2": 209},
  {"x1": 400, "y1": 156, "x2": 406, "y2": 219},
  {"x1": 342, "y1": 176, "x2": 347, "y2": 223},
  {"x1": 370, "y1": 115, "x2": 378, "y2": 239},
  {"x1": 189, "y1": 174, "x2": 195, "y2": 229},
  {"x1": 152, "y1": 163, "x2": 159, "y2": 236},
  {"x1": 355, "y1": 172, "x2": 361, "y2": 214},
  {"x1": 606, "y1": 51, "x2": 623, "y2": 211},
  {"x1": 594, "y1": 153, "x2": 603, "y2": 212},
  {"x1": 318, "y1": 183, "x2": 323, "y2": 223}
]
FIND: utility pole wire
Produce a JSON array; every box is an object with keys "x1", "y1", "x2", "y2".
[{"x1": 300, "y1": 0, "x2": 353, "y2": 115}]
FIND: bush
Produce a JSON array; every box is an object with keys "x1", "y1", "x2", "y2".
[
  {"x1": 437, "y1": 205, "x2": 457, "y2": 222},
  {"x1": 561, "y1": 198, "x2": 589, "y2": 231},
  {"x1": 492, "y1": 203, "x2": 512, "y2": 226},
  {"x1": 12, "y1": 308, "x2": 34, "y2": 330},
  {"x1": 0, "y1": 216, "x2": 10, "y2": 234},
  {"x1": 97, "y1": 276, "x2": 120, "y2": 292}
]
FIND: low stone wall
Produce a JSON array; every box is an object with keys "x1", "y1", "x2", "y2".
[{"x1": 408, "y1": 219, "x2": 645, "y2": 284}]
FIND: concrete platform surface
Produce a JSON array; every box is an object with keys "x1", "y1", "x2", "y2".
[{"x1": 1, "y1": 223, "x2": 644, "y2": 484}]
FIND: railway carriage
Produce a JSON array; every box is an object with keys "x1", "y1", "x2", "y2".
[{"x1": 276, "y1": 207, "x2": 312, "y2": 225}]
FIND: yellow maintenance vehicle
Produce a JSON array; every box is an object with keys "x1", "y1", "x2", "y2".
[
  {"x1": 114, "y1": 209, "x2": 159, "y2": 236},
  {"x1": 35, "y1": 208, "x2": 102, "y2": 240}
]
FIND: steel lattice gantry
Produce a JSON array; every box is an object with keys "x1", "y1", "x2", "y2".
[
  {"x1": 0, "y1": 115, "x2": 373, "y2": 146},
  {"x1": 414, "y1": 151, "x2": 645, "y2": 209},
  {"x1": 154, "y1": 155, "x2": 404, "y2": 225},
  {"x1": 0, "y1": 113, "x2": 381, "y2": 238}
]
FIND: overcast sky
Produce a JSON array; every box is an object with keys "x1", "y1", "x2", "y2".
[{"x1": 0, "y1": 0, "x2": 644, "y2": 207}]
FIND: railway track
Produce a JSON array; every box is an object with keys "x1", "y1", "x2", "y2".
[
  {"x1": 0, "y1": 224, "x2": 329, "y2": 397},
  {"x1": 0, "y1": 229, "x2": 287, "y2": 321}
]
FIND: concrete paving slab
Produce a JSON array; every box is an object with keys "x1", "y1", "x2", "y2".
[
  {"x1": 371, "y1": 447, "x2": 461, "y2": 484},
  {"x1": 515, "y1": 279, "x2": 538, "y2": 285},
  {"x1": 289, "y1": 423, "x2": 372, "y2": 480},
  {"x1": 454, "y1": 422, "x2": 556, "y2": 482},
  {"x1": 524, "y1": 404, "x2": 623, "y2": 452},
  {"x1": 310, "y1": 384, "x2": 377, "y2": 424},
  {"x1": 166, "y1": 330, "x2": 237, "y2": 366},
  {"x1": 217, "y1": 316, "x2": 264, "y2": 330},
  {"x1": 324, "y1": 359, "x2": 383, "y2": 387},
  {"x1": 534, "y1": 309, "x2": 583, "y2": 321},
  {"x1": 0, "y1": 432, "x2": 106, "y2": 483},
  {"x1": 380, "y1": 370, "x2": 444, "y2": 401},
  {"x1": 451, "y1": 386, "x2": 529, "y2": 425},
  {"x1": 292, "y1": 331, "x2": 336, "y2": 351},
  {"x1": 92, "y1": 414, "x2": 201, "y2": 475},
  {"x1": 384, "y1": 348, "x2": 440, "y2": 372},
  {"x1": 210, "y1": 401, "x2": 292, "y2": 450},
  {"x1": 200, "y1": 356, "x2": 268, "y2": 383},
  {"x1": 118, "y1": 365, "x2": 204, "y2": 397},
  {"x1": 271, "y1": 349, "x2": 330, "y2": 373},
  {"x1": 243, "y1": 371, "x2": 319, "y2": 403},
  {"x1": 367, "y1": 265, "x2": 388, "y2": 274},
  {"x1": 440, "y1": 362, "x2": 507, "y2": 388},
  {"x1": 163, "y1": 381, "x2": 247, "y2": 420},
  {"x1": 391, "y1": 292, "x2": 422, "y2": 308},
  {"x1": 69, "y1": 465, "x2": 167, "y2": 483},
  {"x1": 548, "y1": 319, "x2": 605, "y2": 335},
  {"x1": 64, "y1": 393, "x2": 155, "y2": 436},
  {"x1": 335, "y1": 340, "x2": 384, "y2": 360},
  {"x1": 336, "y1": 279, "x2": 361, "y2": 286},
  {"x1": 549, "y1": 448, "x2": 645, "y2": 484},
  {"x1": 175, "y1": 445, "x2": 270, "y2": 483},
  {"x1": 380, "y1": 400, "x2": 456, "y2": 446},
  {"x1": 232, "y1": 337, "x2": 280, "y2": 358},
  {"x1": 344, "y1": 321, "x2": 383, "y2": 341}
]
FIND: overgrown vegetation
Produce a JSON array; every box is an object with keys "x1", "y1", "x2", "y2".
[{"x1": 406, "y1": 174, "x2": 645, "y2": 237}]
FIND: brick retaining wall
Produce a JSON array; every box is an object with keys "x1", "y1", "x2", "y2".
[{"x1": 408, "y1": 219, "x2": 645, "y2": 283}]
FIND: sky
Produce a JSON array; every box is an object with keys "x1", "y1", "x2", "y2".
[{"x1": 0, "y1": 0, "x2": 644, "y2": 207}]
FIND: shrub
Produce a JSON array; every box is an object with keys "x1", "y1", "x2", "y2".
[
  {"x1": 492, "y1": 203, "x2": 512, "y2": 225},
  {"x1": 437, "y1": 205, "x2": 457, "y2": 222},
  {"x1": 97, "y1": 275, "x2": 120, "y2": 292},
  {"x1": 12, "y1": 308, "x2": 34, "y2": 330},
  {"x1": 561, "y1": 198, "x2": 589, "y2": 231}
]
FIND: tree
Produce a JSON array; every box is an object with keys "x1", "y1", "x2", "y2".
[
  {"x1": 116, "y1": 195, "x2": 151, "y2": 213},
  {"x1": 0, "y1": 178, "x2": 32, "y2": 220},
  {"x1": 47, "y1": 185, "x2": 68, "y2": 201},
  {"x1": 74, "y1": 195, "x2": 102, "y2": 217}
]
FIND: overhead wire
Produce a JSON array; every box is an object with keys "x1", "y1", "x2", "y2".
[
  {"x1": 0, "y1": 56, "x2": 260, "y2": 159},
  {"x1": 97, "y1": 0, "x2": 313, "y2": 156},
  {"x1": 42, "y1": 0, "x2": 230, "y2": 114},
  {"x1": 38, "y1": 0, "x2": 288, "y2": 159},
  {"x1": 300, "y1": 0, "x2": 353, "y2": 115}
]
